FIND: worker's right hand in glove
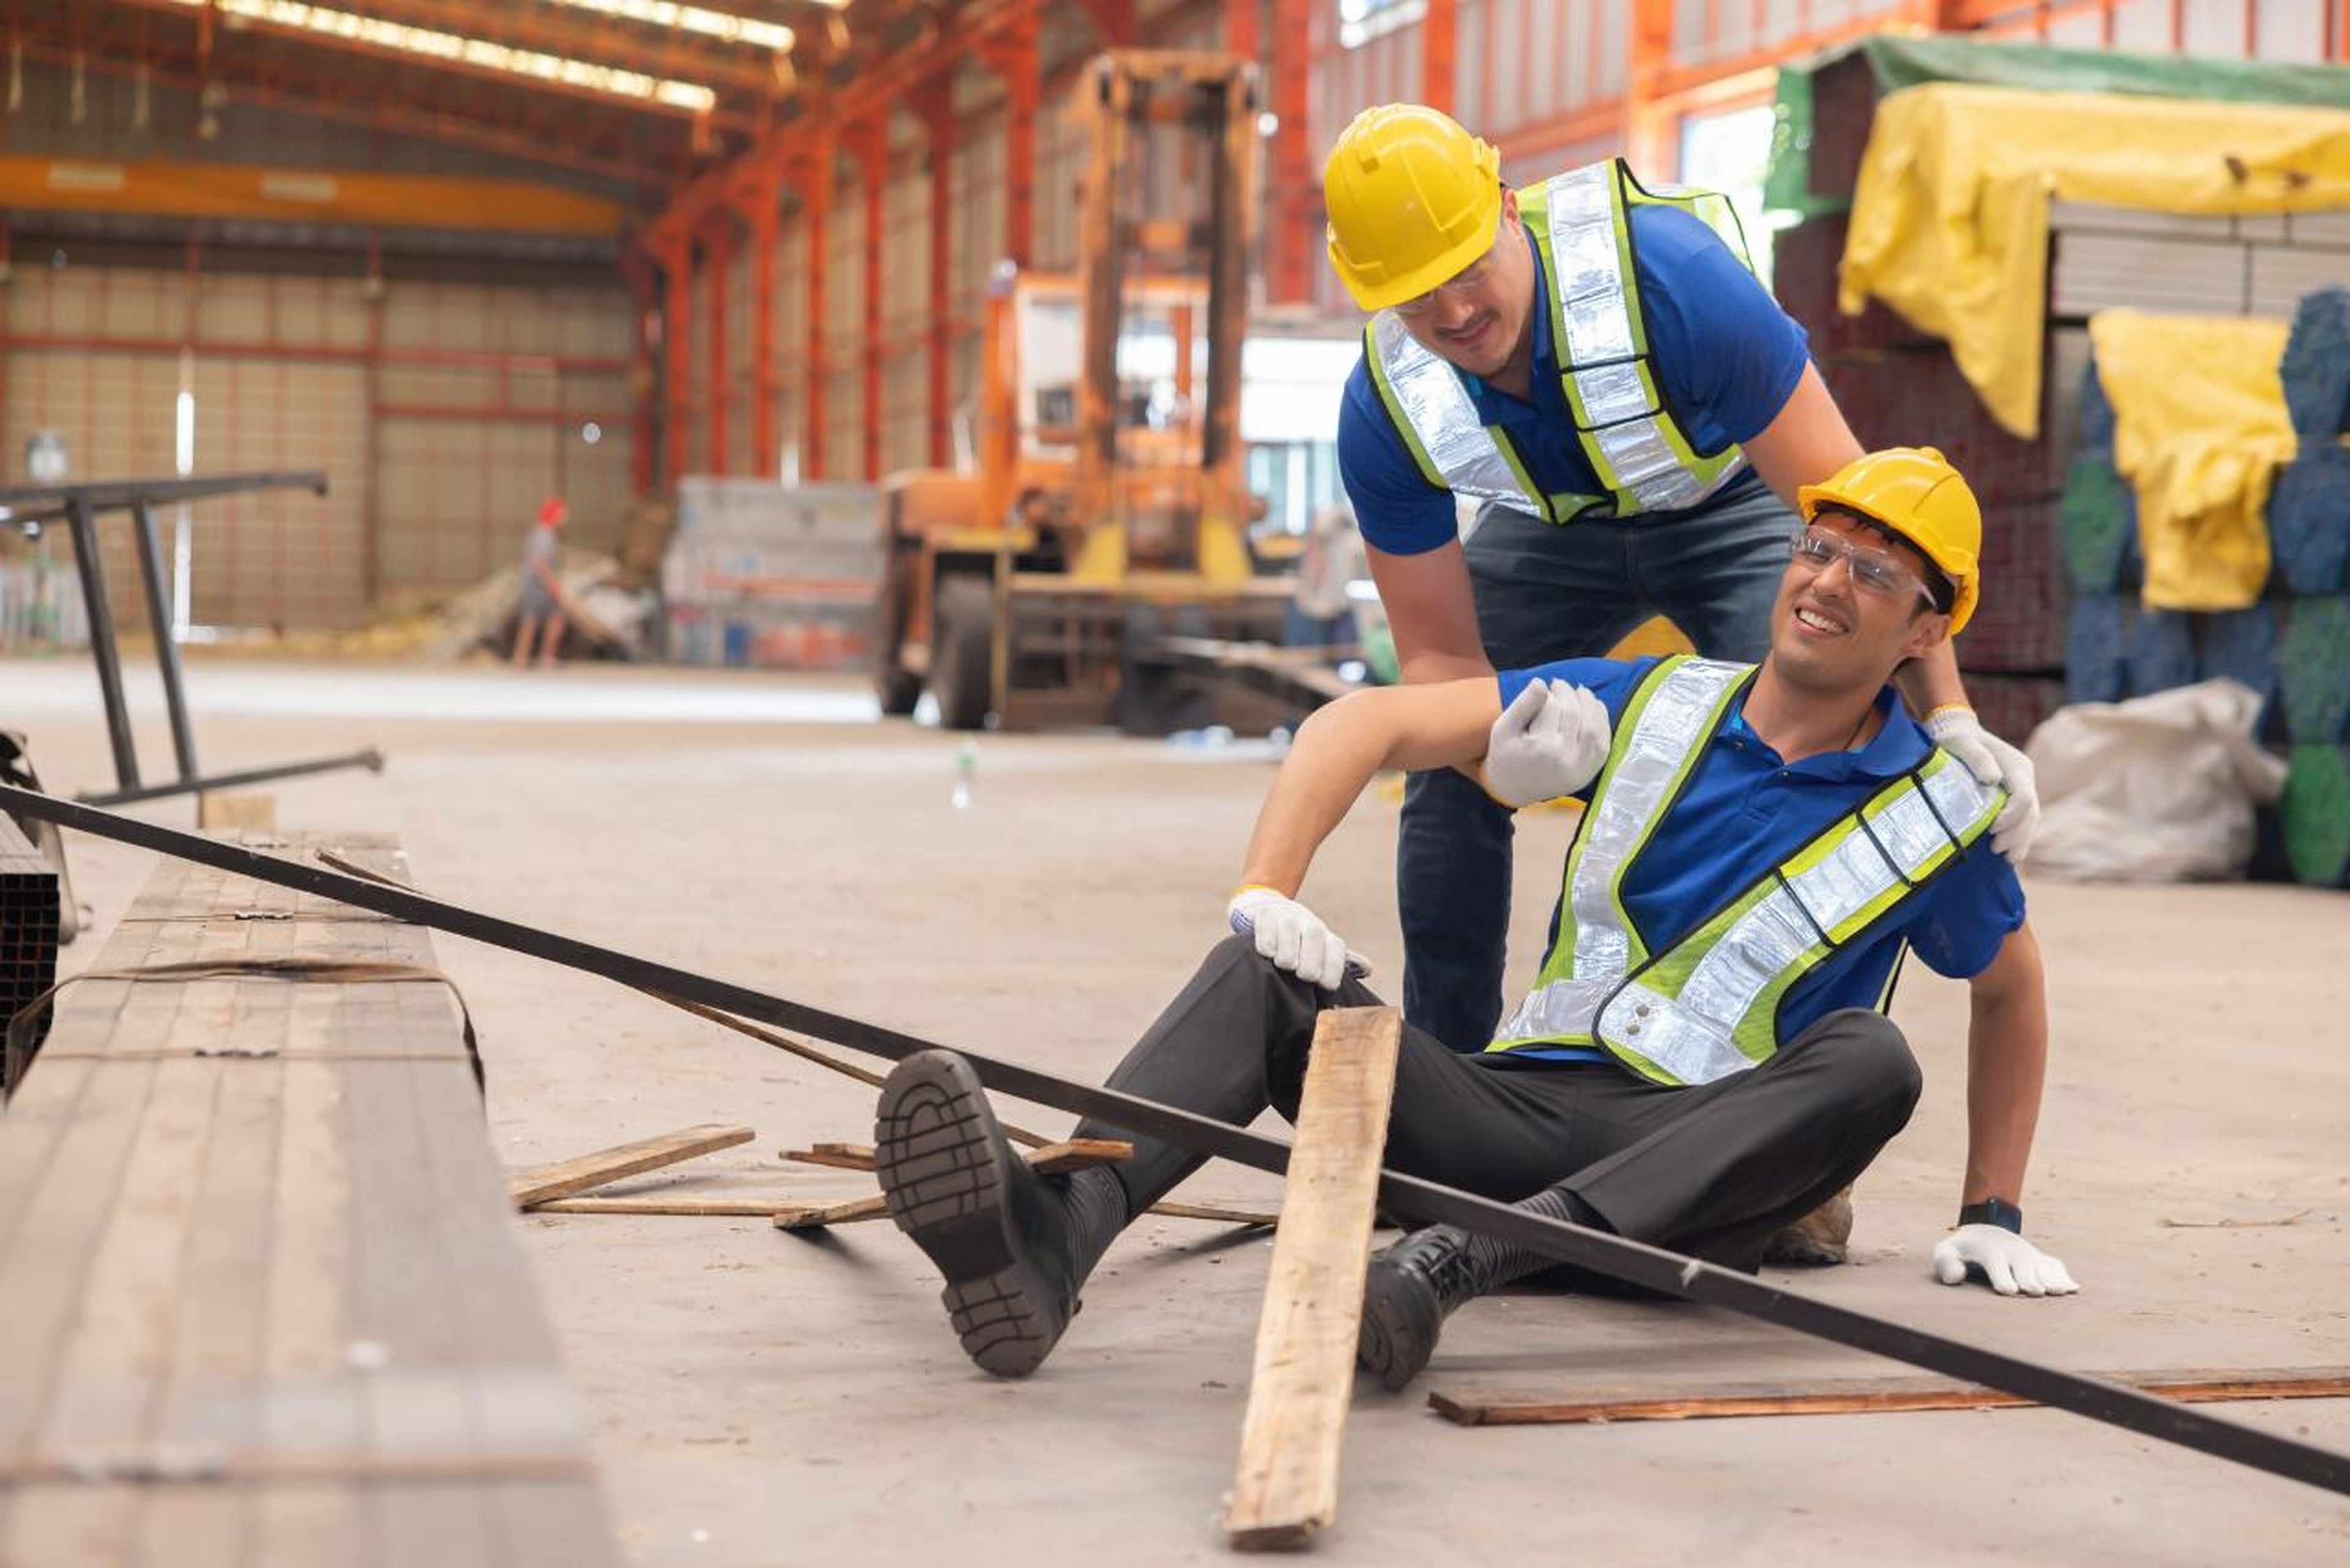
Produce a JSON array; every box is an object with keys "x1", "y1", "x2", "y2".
[
  {"x1": 1931, "y1": 1225, "x2": 2080, "y2": 1297},
  {"x1": 1479, "y1": 678, "x2": 1611, "y2": 808},
  {"x1": 1227, "y1": 886, "x2": 1363, "y2": 991}
]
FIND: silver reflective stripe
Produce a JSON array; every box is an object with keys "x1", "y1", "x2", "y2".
[
  {"x1": 1545, "y1": 165, "x2": 1635, "y2": 367},
  {"x1": 1368, "y1": 312, "x2": 1542, "y2": 518},
  {"x1": 1593, "y1": 759, "x2": 2003, "y2": 1085},
  {"x1": 1539, "y1": 165, "x2": 1748, "y2": 515},
  {"x1": 1490, "y1": 657, "x2": 1748, "y2": 1047}
]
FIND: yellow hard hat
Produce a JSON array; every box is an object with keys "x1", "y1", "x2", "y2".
[
  {"x1": 1797, "y1": 446, "x2": 1982, "y2": 635},
  {"x1": 1323, "y1": 104, "x2": 1502, "y2": 312}
]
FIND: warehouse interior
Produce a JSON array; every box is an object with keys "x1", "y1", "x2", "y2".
[{"x1": 1, "y1": 1, "x2": 2348, "y2": 1563}]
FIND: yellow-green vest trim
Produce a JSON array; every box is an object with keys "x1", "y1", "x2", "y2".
[
  {"x1": 1362, "y1": 159, "x2": 1759, "y2": 525},
  {"x1": 1486, "y1": 655, "x2": 2006, "y2": 1086}
]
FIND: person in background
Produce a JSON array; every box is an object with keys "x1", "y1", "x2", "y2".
[
  {"x1": 513, "y1": 496, "x2": 569, "y2": 670},
  {"x1": 1283, "y1": 504, "x2": 1370, "y2": 651}
]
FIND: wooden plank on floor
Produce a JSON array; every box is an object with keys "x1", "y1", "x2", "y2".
[
  {"x1": 196, "y1": 793, "x2": 277, "y2": 832},
  {"x1": 1024, "y1": 1137, "x2": 1131, "y2": 1174},
  {"x1": 533, "y1": 1197, "x2": 793, "y2": 1217},
  {"x1": 508, "y1": 1124, "x2": 755, "y2": 1208},
  {"x1": 0, "y1": 834, "x2": 619, "y2": 1567},
  {"x1": 772, "y1": 1194, "x2": 893, "y2": 1231},
  {"x1": 1223, "y1": 1006, "x2": 1401, "y2": 1553},
  {"x1": 1429, "y1": 1364, "x2": 2350, "y2": 1427}
]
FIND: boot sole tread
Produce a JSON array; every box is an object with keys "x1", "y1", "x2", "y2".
[{"x1": 875, "y1": 1054, "x2": 1066, "y2": 1379}]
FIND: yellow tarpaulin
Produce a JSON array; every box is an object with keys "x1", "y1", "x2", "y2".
[
  {"x1": 2089, "y1": 309, "x2": 2295, "y2": 611},
  {"x1": 1840, "y1": 84, "x2": 2350, "y2": 438}
]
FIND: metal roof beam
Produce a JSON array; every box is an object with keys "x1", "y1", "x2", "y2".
[
  {"x1": 19, "y1": 24, "x2": 670, "y2": 190},
  {"x1": 96, "y1": 0, "x2": 760, "y2": 129}
]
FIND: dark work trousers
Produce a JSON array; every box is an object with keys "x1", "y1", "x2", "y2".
[
  {"x1": 1074, "y1": 936, "x2": 1922, "y2": 1274},
  {"x1": 1400, "y1": 474, "x2": 1800, "y2": 1053}
]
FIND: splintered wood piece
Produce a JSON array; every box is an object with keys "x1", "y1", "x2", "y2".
[
  {"x1": 1223, "y1": 1007, "x2": 1401, "y2": 1552},
  {"x1": 529, "y1": 1198, "x2": 795, "y2": 1217},
  {"x1": 1146, "y1": 1201, "x2": 1276, "y2": 1228},
  {"x1": 1024, "y1": 1138, "x2": 1133, "y2": 1174},
  {"x1": 509, "y1": 1124, "x2": 755, "y2": 1208},
  {"x1": 1427, "y1": 1364, "x2": 2350, "y2": 1427},
  {"x1": 780, "y1": 1143, "x2": 878, "y2": 1171},
  {"x1": 197, "y1": 791, "x2": 277, "y2": 832},
  {"x1": 772, "y1": 1195, "x2": 892, "y2": 1231}
]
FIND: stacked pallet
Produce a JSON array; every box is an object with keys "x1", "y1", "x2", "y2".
[{"x1": 660, "y1": 477, "x2": 881, "y2": 671}]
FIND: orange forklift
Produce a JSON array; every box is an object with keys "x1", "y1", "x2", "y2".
[{"x1": 870, "y1": 49, "x2": 1290, "y2": 732}]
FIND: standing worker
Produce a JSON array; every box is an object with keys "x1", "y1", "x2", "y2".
[
  {"x1": 1322, "y1": 105, "x2": 2041, "y2": 1062},
  {"x1": 513, "y1": 495, "x2": 569, "y2": 670}
]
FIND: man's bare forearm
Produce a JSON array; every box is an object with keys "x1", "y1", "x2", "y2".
[
  {"x1": 1236, "y1": 682, "x2": 1499, "y2": 895},
  {"x1": 1962, "y1": 927, "x2": 2049, "y2": 1206}
]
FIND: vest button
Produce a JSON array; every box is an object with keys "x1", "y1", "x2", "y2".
[
  {"x1": 1625, "y1": 1023, "x2": 1642, "y2": 1036},
  {"x1": 1636, "y1": 1004, "x2": 1651, "y2": 1017}
]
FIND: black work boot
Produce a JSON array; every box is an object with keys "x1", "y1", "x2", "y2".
[
  {"x1": 1357, "y1": 1186, "x2": 1595, "y2": 1391},
  {"x1": 874, "y1": 1050, "x2": 1127, "y2": 1378}
]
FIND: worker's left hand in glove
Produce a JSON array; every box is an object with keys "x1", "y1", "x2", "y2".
[
  {"x1": 1479, "y1": 678, "x2": 1611, "y2": 808},
  {"x1": 1227, "y1": 886, "x2": 1365, "y2": 991},
  {"x1": 1931, "y1": 1225, "x2": 2080, "y2": 1297},
  {"x1": 1923, "y1": 706, "x2": 2040, "y2": 863}
]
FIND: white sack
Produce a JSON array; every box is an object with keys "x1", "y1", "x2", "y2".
[{"x1": 2022, "y1": 679, "x2": 2286, "y2": 883}]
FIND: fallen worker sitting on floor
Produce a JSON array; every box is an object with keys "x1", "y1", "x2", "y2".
[{"x1": 873, "y1": 444, "x2": 2078, "y2": 1387}]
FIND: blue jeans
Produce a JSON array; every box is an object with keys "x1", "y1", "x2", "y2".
[{"x1": 1398, "y1": 474, "x2": 1798, "y2": 1053}]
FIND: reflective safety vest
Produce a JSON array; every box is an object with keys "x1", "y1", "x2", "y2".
[
  {"x1": 1486, "y1": 656, "x2": 2006, "y2": 1086},
  {"x1": 1364, "y1": 159, "x2": 1757, "y2": 524}
]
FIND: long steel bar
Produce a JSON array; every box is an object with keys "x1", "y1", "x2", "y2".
[
  {"x1": 63, "y1": 499, "x2": 141, "y2": 794},
  {"x1": 76, "y1": 750, "x2": 387, "y2": 810},
  {"x1": 2, "y1": 782, "x2": 2344, "y2": 1501},
  {"x1": 0, "y1": 472, "x2": 327, "y2": 527},
  {"x1": 129, "y1": 502, "x2": 201, "y2": 782}
]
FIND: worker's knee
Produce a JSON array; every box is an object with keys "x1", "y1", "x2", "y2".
[{"x1": 1796, "y1": 1009, "x2": 1923, "y2": 1128}]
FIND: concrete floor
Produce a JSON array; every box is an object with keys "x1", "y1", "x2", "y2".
[{"x1": 9, "y1": 653, "x2": 2350, "y2": 1566}]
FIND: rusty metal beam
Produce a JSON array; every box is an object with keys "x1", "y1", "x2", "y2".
[
  {"x1": 98, "y1": 0, "x2": 761, "y2": 132},
  {"x1": 911, "y1": 80, "x2": 957, "y2": 471},
  {"x1": 344, "y1": 0, "x2": 789, "y2": 98},
  {"x1": 975, "y1": 10, "x2": 1038, "y2": 268},
  {"x1": 17, "y1": 23, "x2": 666, "y2": 189},
  {"x1": 1422, "y1": 0, "x2": 1457, "y2": 113},
  {"x1": 1266, "y1": 0, "x2": 1311, "y2": 305},
  {"x1": 848, "y1": 115, "x2": 890, "y2": 481},
  {"x1": 793, "y1": 122, "x2": 837, "y2": 480},
  {"x1": 651, "y1": 233, "x2": 695, "y2": 486},
  {"x1": 0, "y1": 154, "x2": 624, "y2": 238},
  {"x1": 705, "y1": 217, "x2": 734, "y2": 474}
]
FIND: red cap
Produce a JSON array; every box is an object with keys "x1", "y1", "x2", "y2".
[{"x1": 537, "y1": 496, "x2": 568, "y2": 526}]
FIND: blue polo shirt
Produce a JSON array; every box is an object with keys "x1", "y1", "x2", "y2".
[
  {"x1": 1338, "y1": 203, "x2": 1812, "y2": 556},
  {"x1": 1492, "y1": 656, "x2": 2027, "y2": 1063}
]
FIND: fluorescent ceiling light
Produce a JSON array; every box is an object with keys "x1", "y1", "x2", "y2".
[
  {"x1": 549, "y1": 1, "x2": 797, "y2": 54},
  {"x1": 177, "y1": 0, "x2": 722, "y2": 113}
]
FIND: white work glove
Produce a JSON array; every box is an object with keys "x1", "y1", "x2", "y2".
[
  {"x1": 1226, "y1": 886, "x2": 1364, "y2": 990},
  {"x1": 1931, "y1": 1226, "x2": 2080, "y2": 1297},
  {"x1": 1479, "y1": 678, "x2": 1611, "y2": 808},
  {"x1": 1923, "y1": 706, "x2": 2040, "y2": 863}
]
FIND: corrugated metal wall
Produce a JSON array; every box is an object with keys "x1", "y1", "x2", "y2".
[{"x1": 5, "y1": 262, "x2": 633, "y2": 629}]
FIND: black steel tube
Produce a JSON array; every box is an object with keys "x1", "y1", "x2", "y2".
[
  {"x1": 2, "y1": 778, "x2": 2344, "y2": 1500},
  {"x1": 0, "y1": 470, "x2": 327, "y2": 521},
  {"x1": 129, "y1": 501, "x2": 201, "y2": 783},
  {"x1": 76, "y1": 748, "x2": 385, "y2": 808},
  {"x1": 64, "y1": 499, "x2": 141, "y2": 793}
]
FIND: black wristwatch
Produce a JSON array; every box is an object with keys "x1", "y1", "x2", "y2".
[{"x1": 1958, "y1": 1197, "x2": 2024, "y2": 1234}]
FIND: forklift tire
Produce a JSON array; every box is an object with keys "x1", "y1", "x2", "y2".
[{"x1": 930, "y1": 574, "x2": 995, "y2": 732}]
